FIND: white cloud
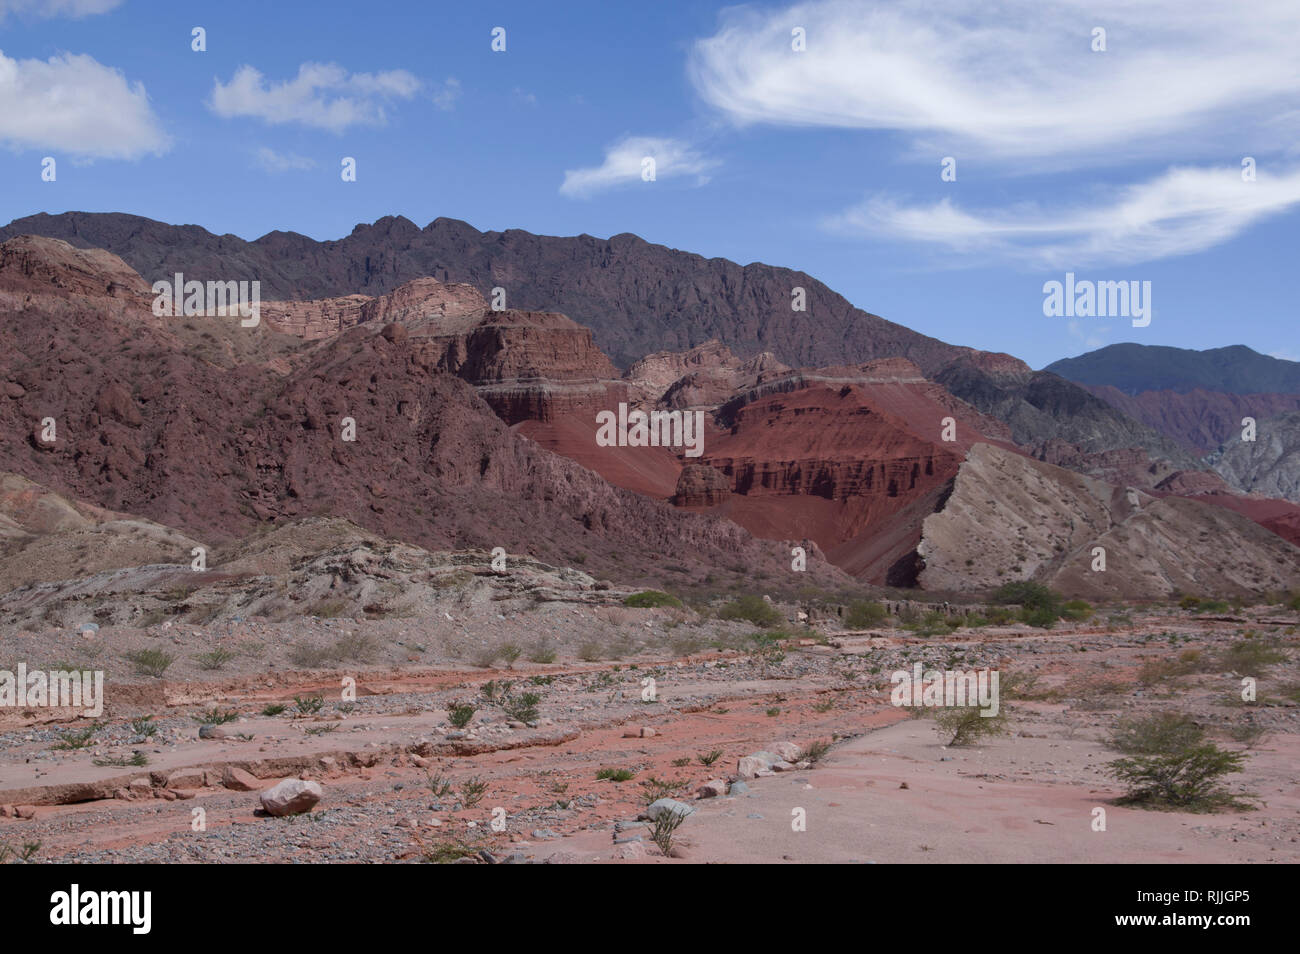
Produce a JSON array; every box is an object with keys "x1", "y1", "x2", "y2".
[
  {"x1": 689, "y1": 0, "x2": 1300, "y2": 162},
  {"x1": 0, "y1": 0, "x2": 121, "y2": 19},
  {"x1": 561, "y1": 136, "x2": 719, "y2": 198},
  {"x1": 431, "y1": 77, "x2": 460, "y2": 111},
  {"x1": 254, "y1": 147, "x2": 316, "y2": 173},
  {"x1": 826, "y1": 165, "x2": 1300, "y2": 267},
  {"x1": 0, "y1": 49, "x2": 168, "y2": 159},
  {"x1": 211, "y1": 63, "x2": 420, "y2": 132}
]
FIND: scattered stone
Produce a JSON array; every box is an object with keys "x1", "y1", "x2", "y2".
[
  {"x1": 639, "y1": 798, "x2": 695, "y2": 822},
  {"x1": 696, "y1": 779, "x2": 728, "y2": 799},
  {"x1": 222, "y1": 766, "x2": 261, "y2": 792},
  {"x1": 259, "y1": 778, "x2": 323, "y2": 817}
]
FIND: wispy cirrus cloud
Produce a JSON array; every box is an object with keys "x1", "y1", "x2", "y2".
[
  {"x1": 689, "y1": 0, "x2": 1300, "y2": 162},
  {"x1": 210, "y1": 62, "x2": 420, "y2": 132},
  {"x1": 561, "y1": 136, "x2": 719, "y2": 198},
  {"x1": 0, "y1": 49, "x2": 168, "y2": 158},
  {"x1": 826, "y1": 165, "x2": 1300, "y2": 268},
  {"x1": 690, "y1": 0, "x2": 1300, "y2": 265}
]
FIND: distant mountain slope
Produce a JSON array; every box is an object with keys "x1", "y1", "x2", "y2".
[
  {"x1": 1046, "y1": 343, "x2": 1300, "y2": 396},
  {"x1": 933, "y1": 356, "x2": 1198, "y2": 469},
  {"x1": 1078, "y1": 384, "x2": 1300, "y2": 455},
  {"x1": 0, "y1": 211, "x2": 972, "y2": 372}
]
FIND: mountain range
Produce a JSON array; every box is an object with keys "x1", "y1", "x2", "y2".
[{"x1": 1, "y1": 216, "x2": 1298, "y2": 614}]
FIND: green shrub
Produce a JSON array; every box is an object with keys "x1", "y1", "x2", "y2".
[
  {"x1": 991, "y1": 581, "x2": 1061, "y2": 614},
  {"x1": 717, "y1": 595, "x2": 782, "y2": 628},
  {"x1": 933, "y1": 706, "x2": 1008, "y2": 746},
  {"x1": 1108, "y1": 744, "x2": 1252, "y2": 811},
  {"x1": 125, "y1": 648, "x2": 174, "y2": 678},
  {"x1": 1060, "y1": 599, "x2": 1094, "y2": 621},
  {"x1": 448, "y1": 701, "x2": 477, "y2": 729},
  {"x1": 844, "y1": 600, "x2": 887, "y2": 629},
  {"x1": 1109, "y1": 713, "x2": 1204, "y2": 755},
  {"x1": 596, "y1": 767, "x2": 636, "y2": 782}
]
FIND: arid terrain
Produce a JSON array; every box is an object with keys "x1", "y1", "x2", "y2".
[
  {"x1": 1, "y1": 227, "x2": 1298, "y2": 867},
  {"x1": 1, "y1": 577, "x2": 1297, "y2": 864}
]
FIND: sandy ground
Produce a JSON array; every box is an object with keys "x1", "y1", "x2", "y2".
[{"x1": 0, "y1": 606, "x2": 1296, "y2": 864}]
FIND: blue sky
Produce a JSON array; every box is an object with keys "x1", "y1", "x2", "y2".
[{"x1": 1, "y1": 0, "x2": 1297, "y2": 369}]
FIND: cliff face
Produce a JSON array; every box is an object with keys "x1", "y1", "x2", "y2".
[{"x1": 0, "y1": 236, "x2": 847, "y2": 589}]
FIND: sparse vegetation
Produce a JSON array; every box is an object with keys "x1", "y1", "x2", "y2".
[
  {"x1": 93, "y1": 752, "x2": 148, "y2": 767},
  {"x1": 261, "y1": 703, "x2": 287, "y2": 716},
  {"x1": 843, "y1": 599, "x2": 887, "y2": 629},
  {"x1": 648, "y1": 808, "x2": 687, "y2": 856},
  {"x1": 52, "y1": 723, "x2": 100, "y2": 750},
  {"x1": 294, "y1": 693, "x2": 324, "y2": 715},
  {"x1": 596, "y1": 767, "x2": 636, "y2": 783},
  {"x1": 458, "y1": 777, "x2": 488, "y2": 807},
  {"x1": 718, "y1": 594, "x2": 782, "y2": 628},
  {"x1": 933, "y1": 705, "x2": 1008, "y2": 746},
  {"x1": 125, "y1": 648, "x2": 174, "y2": 678},
  {"x1": 624, "y1": 590, "x2": 683, "y2": 609},
  {"x1": 193, "y1": 707, "x2": 238, "y2": 725},
  {"x1": 195, "y1": 647, "x2": 236, "y2": 670},
  {"x1": 448, "y1": 701, "x2": 477, "y2": 729},
  {"x1": 696, "y1": 749, "x2": 723, "y2": 767}
]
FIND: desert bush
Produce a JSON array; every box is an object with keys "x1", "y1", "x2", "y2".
[
  {"x1": 331, "y1": 631, "x2": 377, "y2": 662},
  {"x1": 798, "y1": 739, "x2": 832, "y2": 763},
  {"x1": 500, "y1": 644, "x2": 523, "y2": 669},
  {"x1": 500, "y1": 690, "x2": 541, "y2": 724},
  {"x1": 125, "y1": 648, "x2": 174, "y2": 678},
  {"x1": 1108, "y1": 713, "x2": 1204, "y2": 754},
  {"x1": 1059, "y1": 599, "x2": 1094, "y2": 621},
  {"x1": 717, "y1": 595, "x2": 782, "y2": 628},
  {"x1": 448, "y1": 701, "x2": 477, "y2": 729},
  {"x1": 696, "y1": 749, "x2": 723, "y2": 766},
  {"x1": 933, "y1": 706, "x2": 1008, "y2": 746},
  {"x1": 1108, "y1": 744, "x2": 1252, "y2": 811},
  {"x1": 844, "y1": 600, "x2": 887, "y2": 629},
  {"x1": 195, "y1": 648, "x2": 236, "y2": 671},
  {"x1": 293, "y1": 693, "x2": 324, "y2": 715},
  {"x1": 261, "y1": 703, "x2": 287, "y2": 716},
  {"x1": 624, "y1": 591, "x2": 683, "y2": 609},
  {"x1": 458, "y1": 777, "x2": 488, "y2": 807},
  {"x1": 596, "y1": 767, "x2": 636, "y2": 782},
  {"x1": 648, "y1": 807, "x2": 687, "y2": 856},
  {"x1": 527, "y1": 638, "x2": 557, "y2": 664},
  {"x1": 1019, "y1": 606, "x2": 1058, "y2": 629},
  {"x1": 193, "y1": 707, "x2": 238, "y2": 725},
  {"x1": 1218, "y1": 637, "x2": 1287, "y2": 673},
  {"x1": 991, "y1": 580, "x2": 1061, "y2": 614}
]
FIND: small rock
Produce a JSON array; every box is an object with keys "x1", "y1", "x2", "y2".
[
  {"x1": 696, "y1": 779, "x2": 728, "y2": 799},
  {"x1": 639, "y1": 798, "x2": 695, "y2": 822},
  {"x1": 259, "y1": 778, "x2": 323, "y2": 817},
  {"x1": 222, "y1": 766, "x2": 261, "y2": 792}
]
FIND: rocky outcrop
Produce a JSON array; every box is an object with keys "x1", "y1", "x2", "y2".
[
  {"x1": 262, "y1": 276, "x2": 486, "y2": 340},
  {"x1": 1210, "y1": 410, "x2": 1300, "y2": 503},
  {"x1": 672, "y1": 464, "x2": 732, "y2": 507},
  {"x1": 0, "y1": 242, "x2": 848, "y2": 592},
  {"x1": 916, "y1": 443, "x2": 1300, "y2": 599}
]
